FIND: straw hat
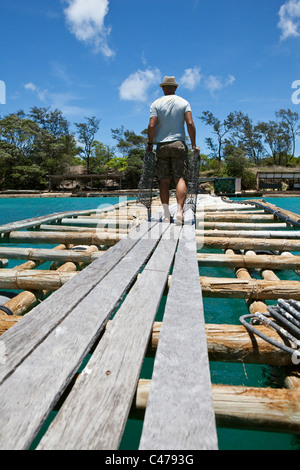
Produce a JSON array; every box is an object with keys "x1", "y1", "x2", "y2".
[{"x1": 160, "y1": 76, "x2": 179, "y2": 88}]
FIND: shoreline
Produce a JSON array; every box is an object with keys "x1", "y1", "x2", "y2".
[
  {"x1": 0, "y1": 190, "x2": 141, "y2": 198},
  {"x1": 0, "y1": 190, "x2": 300, "y2": 198}
]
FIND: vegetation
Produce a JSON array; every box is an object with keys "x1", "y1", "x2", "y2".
[{"x1": 0, "y1": 106, "x2": 299, "y2": 191}]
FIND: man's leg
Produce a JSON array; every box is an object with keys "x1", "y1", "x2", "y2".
[
  {"x1": 175, "y1": 177, "x2": 186, "y2": 223},
  {"x1": 159, "y1": 178, "x2": 171, "y2": 221}
]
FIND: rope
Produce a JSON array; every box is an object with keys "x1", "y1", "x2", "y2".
[
  {"x1": 240, "y1": 299, "x2": 300, "y2": 357},
  {"x1": 0, "y1": 306, "x2": 14, "y2": 316}
]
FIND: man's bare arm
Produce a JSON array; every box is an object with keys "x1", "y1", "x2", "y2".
[
  {"x1": 147, "y1": 116, "x2": 158, "y2": 151},
  {"x1": 185, "y1": 111, "x2": 200, "y2": 153}
]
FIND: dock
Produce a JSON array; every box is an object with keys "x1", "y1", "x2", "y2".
[{"x1": 0, "y1": 195, "x2": 299, "y2": 450}]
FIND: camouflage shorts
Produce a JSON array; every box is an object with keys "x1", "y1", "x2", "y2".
[{"x1": 156, "y1": 140, "x2": 188, "y2": 181}]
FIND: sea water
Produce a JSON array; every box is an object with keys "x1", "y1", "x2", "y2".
[{"x1": 0, "y1": 196, "x2": 299, "y2": 450}]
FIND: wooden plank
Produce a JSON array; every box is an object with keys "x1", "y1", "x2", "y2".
[
  {"x1": 0, "y1": 220, "x2": 157, "y2": 386},
  {"x1": 139, "y1": 225, "x2": 218, "y2": 450},
  {"x1": 37, "y1": 224, "x2": 181, "y2": 450},
  {"x1": 0, "y1": 222, "x2": 167, "y2": 450}
]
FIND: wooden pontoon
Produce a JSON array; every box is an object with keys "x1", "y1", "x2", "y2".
[{"x1": 0, "y1": 195, "x2": 299, "y2": 450}]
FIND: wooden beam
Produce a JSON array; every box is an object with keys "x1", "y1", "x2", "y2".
[
  {"x1": 135, "y1": 380, "x2": 300, "y2": 435},
  {"x1": 60, "y1": 217, "x2": 134, "y2": 228},
  {"x1": 200, "y1": 222, "x2": 287, "y2": 230},
  {"x1": 0, "y1": 313, "x2": 22, "y2": 335},
  {"x1": 0, "y1": 247, "x2": 105, "y2": 264},
  {"x1": 0, "y1": 269, "x2": 77, "y2": 291},
  {"x1": 225, "y1": 249, "x2": 269, "y2": 316},
  {"x1": 197, "y1": 253, "x2": 300, "y2": 270},
  {"x1": 147, "y1": 323, "x2": 293, "y2": 366},
  {"x1": 0, "y1": 208, "x2": 111, "y2": 234},
  {"x1": 200, "y1": 276, "x2": 300, "y2": 300},
  {"x1": 5, "y1": 231, "x2": 126, "y2": 246},
  {"x1": 39, "y1": 224, "x2": 131, "y2": 234},
  {"x1": 196, "y1": 230, "x2": 300, "y2": 239},
  {"x1": 199, "y1": 237, "x2": 300, "y2": 252},
  {"x1": 256, "y1": 201, "x2": 300, "y2": 226}
]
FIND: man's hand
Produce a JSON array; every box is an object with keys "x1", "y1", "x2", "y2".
[{"x1": 146, "y1": 142, "x2": 154, "y2": 152}]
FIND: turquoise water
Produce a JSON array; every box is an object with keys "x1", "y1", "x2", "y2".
[
  {"x1": 0, "y1": 196, "x2": 127, "y2": 226},
  {"x1": 1, "y1": 196, "x2": 300, "y2": 450}
]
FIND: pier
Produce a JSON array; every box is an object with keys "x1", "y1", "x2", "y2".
[{"x1": 0, "y1": 196, "x2": 300, "y2": 449}]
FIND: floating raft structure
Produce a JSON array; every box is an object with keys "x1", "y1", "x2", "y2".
[{"x1": 0, "y1": 195, "x2": 300, "y2": 450}]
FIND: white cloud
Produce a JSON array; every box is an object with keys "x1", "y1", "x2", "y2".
[
  {"x1": 180, "y1": 67, "x2": 201, "y2": 90},
  {"x1": 119, "y1": 68, "x2": 161, "y2": 102},
  {"x1": 24, "y1": 82, "x2": 47, "y2": 101},
  {"x1": 63, "y1": 0, "x2": 114, "y2": 57},
  {"x1": 24, "y1": 83, "x2": 94, "y2": 116},
  {"x1": 278, "y1": 0, "x2": 300, "y2": 40},
  {"x1": 204, "y1": 74, "x2": 235, "y2": 95}
]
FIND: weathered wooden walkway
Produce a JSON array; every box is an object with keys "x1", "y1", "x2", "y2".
[
  {"x1": 0, "y1": 199, "x2": 217, "y2": 450},
  {"x1": 0, "y1": 196, "x2": 299, "y2": 450}
]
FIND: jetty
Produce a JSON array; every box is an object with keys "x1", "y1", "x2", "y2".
[{"x1": 0, "y1": 195, "x2": 300, "y2": 450}]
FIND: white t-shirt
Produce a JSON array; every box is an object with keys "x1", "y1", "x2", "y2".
[{"x1": 150, "y1": 94, "x2": 192, "y2": 144}]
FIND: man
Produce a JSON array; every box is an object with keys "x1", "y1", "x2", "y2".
[{"x1": 147, "y1": 76, "x2": 200, "y2": 223}]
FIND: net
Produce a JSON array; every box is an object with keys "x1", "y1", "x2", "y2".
[
  {"x1": 184, "y1": 150, "x2": 200, "y2": 217},
  {"x1": 137, "y1": 150, "x2": 157, "y2": 221}
]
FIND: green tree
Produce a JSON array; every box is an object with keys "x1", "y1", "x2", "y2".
[
  {"x1": 256, "y1": 120, "x2": 291, "y2": 166},
  {"x1": 75, "y1": 116, "x2": 100, "y2": 174},
  {"x1": 223, "y1": 144, "x2": 256, "y2": 189},
  {"x1": 90, "y1": 141, "x2": 115, "y2": 173},
  {"x1": 29, "y1": 106, "x2": 69, "y2": 137},
  {"x1": 10, "y1": 164, "x2": 46, "y2": 190},
  {"x1": 111, "y1": 126, "x2": 147, "y2": 157},
  {"x1": 198, "y1": 111, "x2": 235, "y2": 171},
  {"x1": 0, "y1": 113, "x2": 39, "y2": 160},
  {"x1": 275, "y1": 109, "x2": 300, "y2": 160},
  {"x1": 229, "y1": 111, "x2": 265, "y2": 166},
  {"x1": 111, "y1": 127, "x2": 146, "y2": 187},
  {"x1": 124, "y1": 148, "x2": 143, "y2": 188},
  {"x1": 29, "y1": 107, "x2": 79, "y2": 175},
  {"x1": 0, "y1": 109, "x2": 79, "y2": 189}
]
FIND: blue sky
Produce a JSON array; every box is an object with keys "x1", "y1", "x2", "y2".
[{"x1": 1, "y1": 0, "x2": 300, "y2": 156}]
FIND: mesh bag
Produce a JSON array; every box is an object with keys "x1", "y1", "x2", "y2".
[
  {"x1": 137, "y1": 150, "x2": 157, "y2": 220},
  {"x1": 184, "y1": 150, "x2": 200, "y2": 216}
]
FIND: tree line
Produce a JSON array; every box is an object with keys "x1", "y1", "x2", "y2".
[{"x1": 0, "y1": 106, "x2": 299, "y2": 191}]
